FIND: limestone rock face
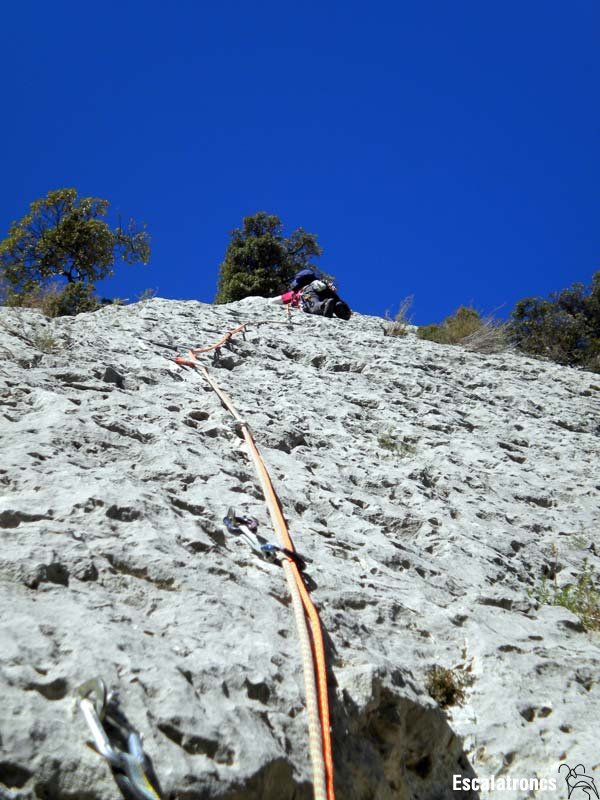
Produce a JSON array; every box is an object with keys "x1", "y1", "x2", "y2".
[{"x1": 0, "y1": 298, "x2": 598, "y2": 800}]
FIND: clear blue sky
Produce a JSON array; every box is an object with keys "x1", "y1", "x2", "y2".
[{"x1": 1, "y1": 0, "x2": 598, "y2": 323}]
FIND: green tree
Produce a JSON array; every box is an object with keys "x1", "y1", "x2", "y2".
[
  {"x1": 215, "y1": 211, "x2": 323, "y2": 303},
  {"x1": 0, "y1": 188, "x2": 150, "y2": 314},
  {"x1": 510, "y1": 272, "x2": 600, "y2": 372}
]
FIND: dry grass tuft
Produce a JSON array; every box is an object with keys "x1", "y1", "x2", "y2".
[
  {"x1": 426, "y1": 666, "x2": 467, "y2": 708},
  {"x1": 417, "y1": 305, "x2": 512, "y2": 353},
  {"x1": 461, "y1": 317, "x2": 512, "y2": 354},
  {"x1": 1, "y1": 282, "x2": 99, "y2": 317},
  {"x1": 383, "y1": 296, "x2": 414, "y2": 337}
]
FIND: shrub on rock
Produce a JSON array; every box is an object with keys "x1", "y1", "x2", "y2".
[
  {"x1": 0, "y1": 188, "x2": 150, "y2": 316},
  {"x1": 417, "y1": 306, "x2": 483, "y2": 345},
  {"x1": 510, "y1": 272, "x2": 600, "y2": 372}
]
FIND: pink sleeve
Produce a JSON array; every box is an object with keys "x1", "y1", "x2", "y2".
[{"x1": 281, "y1": 290, "x2": 295, "y2": 304}]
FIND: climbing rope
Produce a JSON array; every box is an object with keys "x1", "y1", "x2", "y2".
[
  {"x1": 188, "y1": 322, "x2": 248, "y2": 355},
  {"x1": 173, "y1": 321, "x2": 335, "y2": 800}
]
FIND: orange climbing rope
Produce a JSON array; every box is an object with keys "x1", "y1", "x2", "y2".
[
  {"x1": 173, "y1": 323, "x2": 335, "y2": 800},
  {"x1": 189, "y1": 323, "x2": 248, "y2": 355}
]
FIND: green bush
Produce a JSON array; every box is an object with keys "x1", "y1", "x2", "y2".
[
  {"x1": 417, "y1": 306, "x2": 483, "y2": 345},
  {"x1": 3, "y1": 281, "x2": 99, "y2": 317},
  {"x1": 531, "y1": 560, "x2": 600, "y2": 632},
  {"x1": 510, "y1": 272, "x2": 600, "y2": 372}
]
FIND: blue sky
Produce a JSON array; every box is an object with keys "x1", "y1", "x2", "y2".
[{"x1": 1, "y1": 0, "x2": 598, "y2": 323}]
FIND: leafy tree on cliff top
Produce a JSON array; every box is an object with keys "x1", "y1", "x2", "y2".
[
  {"x1": 0, "y1": 188, "x2": 150, "y2": 314},
  {"x1": 215, "y1": 211, "x2": 322, "y2": 303},
  {"x1": 510, "y1": 271, "x2": 600, "y2": 372}
]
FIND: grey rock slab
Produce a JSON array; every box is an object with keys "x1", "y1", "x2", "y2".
[{"x1": 1, "y1": 299, "x2": 599, "y2": 799}]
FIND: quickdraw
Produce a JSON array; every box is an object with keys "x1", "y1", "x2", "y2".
[
  {"x1": 223, "y1": 507, "x2": 307, "y2": 571},
  {"x1": 77, "y1": 678, "x2": 161, "y2": 800}
]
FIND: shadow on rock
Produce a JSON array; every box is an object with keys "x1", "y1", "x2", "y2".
[
  {"x1": 173, "y1": 758, "x2": 312, "y2": 800},
  {"x1": 332, "y1": 679, "x2": 480, "y2": 800}
]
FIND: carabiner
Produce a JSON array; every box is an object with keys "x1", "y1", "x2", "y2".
[{"x1": 76, "y1": 678, "x2": 161, "y2": 800}]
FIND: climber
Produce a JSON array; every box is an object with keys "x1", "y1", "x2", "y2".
[{"x1": 270, "y1": 269, "x2": 352, "y2": 320}]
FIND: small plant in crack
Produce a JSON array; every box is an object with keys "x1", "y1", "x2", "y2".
[
  {"x1": 377, "y1": 427, "x2": 417, "y2": 458},
  {"x1": 426, "y1": 665, "x2": 467, "y2": 708},
  {"x1": 383, "y1": 295, "x2": 414, "y2": 338},
  {"x1": 32, "y1": 331, "x2": 60, "y2": 353},
  {"x1": 529, "y1": 557, "x2": 600, "y2": 632}
]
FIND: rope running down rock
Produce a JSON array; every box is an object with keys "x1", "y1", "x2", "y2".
[{"x1": 173, "y1": 321, "x2": 335, "y2": 800}]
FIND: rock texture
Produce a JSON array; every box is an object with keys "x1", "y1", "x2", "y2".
[{"x1": 0, "y1": 298, "x2": 599, "y2": 800}]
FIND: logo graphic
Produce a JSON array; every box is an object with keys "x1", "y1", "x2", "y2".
[{"x1": 559, "y1": 764, "x2": 599, "y2": 799}]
